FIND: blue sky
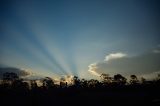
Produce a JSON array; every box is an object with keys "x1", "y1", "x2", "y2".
[{"x1": 0, "y1": 0, "x2": 160, "y2": 79}]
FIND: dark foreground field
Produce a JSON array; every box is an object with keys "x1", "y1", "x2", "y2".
[{"x1": 1, "y1": 86, "x2": 160, "y2": 106}]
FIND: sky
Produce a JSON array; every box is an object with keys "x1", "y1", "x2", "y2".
[{"x1": 0, "y1": 0, "x2": 160, "y2": 80}]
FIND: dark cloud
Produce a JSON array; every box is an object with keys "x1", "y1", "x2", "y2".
[
  {"x1": 0, "y1": 67, "x2": 30, "y2": 79},
  {"x1": 88, "y1": 51, "x2": 160, "y2": 78}
]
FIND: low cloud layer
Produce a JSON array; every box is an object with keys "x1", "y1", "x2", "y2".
[
  {"x1": 88, "y1": 51, "x2": 160, "y2": 79},
  {"x1": 0, "y1": 67, "x2": 30, "y2": 79}
]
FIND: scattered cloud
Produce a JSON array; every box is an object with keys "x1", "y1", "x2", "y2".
[{"x1": 88, "y1": 52, "x2": 160, "y2": 79}]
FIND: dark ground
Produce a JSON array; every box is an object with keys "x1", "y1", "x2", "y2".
[{"x1": 1, "y1": 86, "x2": 160, "y2": 106}]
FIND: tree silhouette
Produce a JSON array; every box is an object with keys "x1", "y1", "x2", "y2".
[
  {"x1": 130, "y1": 75, "x2": 139, "y2": 85},
  {"x1": 80, "y1": 78, "x2": 88, "y2": 88},
  {"x1": 30, "y1": 80, "x2": 38, "y2": 89},
  {"x1": 0, "y1": 71, "x2": 160, "y2": 106},
  {"x1": 100, "y1": 73, "x2": 112, "y2": 85},
  {"x1": 72, "y1": 76, "x2": 80, "y2": 88},
  {"x1": 157, "y1": 74, "x2": 160, "y2": 81},
  {"x1": 42, "y1": 77, "x2": 55, "y2": 89},
  {"x1": 3, "y1": 72, "x2": 19, "y2": 82},
  {"x1": 113, "y1": 74, "x2": 127, "y2": 85},
  {"x1": 88, "y1": 79, "x2": 99, "y2": 88},
  {"x1": 156, "y1": 74, "x2": 160, "y2": 84},
  {"x1": 2, "y1": 72, "x2": 19, "y2": 88},
  {"x1": 141, "y1": 77, "x2": 146, "y2": 84},
  {"x1": 60, "y1": 77, "x2": 67, "y2": 88},
  {"x1": 1, "y1": 72, "x2": 30, "y2": 90}
]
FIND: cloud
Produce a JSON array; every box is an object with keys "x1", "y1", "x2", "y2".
[
  {"x1": 88, "y1": 52, "x2": 160, "y2": 79},
  {"x1": 139, "y1": 71, "x2": 160, "y2": 80},
  {"x1": 60, "y1": 75, "x2": 74, "y2": 84},
  {"x1": 0, "y1": 67, "x2": 30, "y2": 79},
  {"x1": 153, "y1": 49, "x2": 160, "y2": 53},
  {"x1": 88, "y1": 63, "x2": 100, "y2": 76},
  {"x1": 104, "y1": 52, "x2": 127, "y2": 61},
  {"x1": 153, "y1": 45, "x2": 160, "y2": 53},
  {"x1": 153, "y1": 46, "x2": 160, "y2": 54}
]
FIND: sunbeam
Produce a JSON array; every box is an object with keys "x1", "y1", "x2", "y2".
[{"x1": 1, "y1": 0, "x2": 160, "y2": 80}]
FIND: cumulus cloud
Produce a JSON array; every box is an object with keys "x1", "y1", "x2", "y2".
[
  {"x1": 0, "y1": 67, "x2": 30, "y2": 79},
  {"x1": 88, "y1": 52, "x2": 160, "y2": 79},
  {"x1": 104, "y1": 52, "x2": 127, "y2": 61}
]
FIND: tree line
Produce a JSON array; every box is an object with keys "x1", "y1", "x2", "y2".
[{"x1": 0, "y1": 72, "x2": 160, "y2": 90}]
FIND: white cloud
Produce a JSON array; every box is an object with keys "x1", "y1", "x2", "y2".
[
  {"x1": 88, "y1": 63, "x2": 100, "y2": 76},
  {"x1": 153, "y1": 49, "x2": 160, "y2": 53},
  {"x1": 88, "y1": 52, "x2": 127, "y2": 76},
  {"x1": 88, "y1": 52, "x2": 160, "y2": 79},
  {"x1": 104, "y1": 52, "x2": 127, "y2": 61}
]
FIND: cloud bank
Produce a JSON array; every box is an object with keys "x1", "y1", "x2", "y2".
[
  {"x1": 0, "y1": 67, "x2": 30, "y2": 79},
  {"x1": 88, "y1": 51, "x2": 160, "y2": 79}
]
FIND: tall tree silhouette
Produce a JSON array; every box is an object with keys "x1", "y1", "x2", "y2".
[
  {"x1": 157, "y1": 74, "x2": 160, "y2": 81},
  {"x1": 100, "y1": 73, "x2": 112, "y2": 84},
  {"x1": 42, "y1": 77, "x2": 55, "y2": 89},
  {"x1": 60, "y1": 77, "x2": 67, "y2": 88},
  {"x1": 141, "y1": 77, "x2": 146, "y2": 84},
  {"x1": 72, "y1": 76, "x2": 80, "y2": 88},
  {"x1": 88, "y1": 79, "x2": 99, "y2": 88},
  {"x1": 80, "y1": 78, "x2": 88, "y2": 88},
  {"x1": 130, "y1": 75, "x2": 139, "y2": 85},
  {"x1": 30, "y1": 80, "x2": 38, "y2": 89},
  {"x1": 113, "y1": 74, "x2": 126, "y2": 85}
]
